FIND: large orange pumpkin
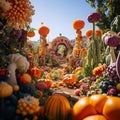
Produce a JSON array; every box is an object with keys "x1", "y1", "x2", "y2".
[
  {"x1": 72, "y1": 97, "x2": 97, "y2": 120},
  {"x1": 83, "y1": 115, "x2": 107, "y2": 120},
  {"x1": 103, "y1": 96, "x2": 120, "y2": 120},
  {"x1": 44, "y1": 93, "x2": 72, "y2": 120},
  {"x1": 72, "y1": 94, "x2": 120, "y2": 120},
  {"x1": 72, "y1": 19, "x2": 85, "y2": 30},
  {"x1": 38, "y1": 26, "x2": 50, "y2": 36}
]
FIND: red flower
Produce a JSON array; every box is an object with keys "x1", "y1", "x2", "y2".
[{"x1": 88, "y1": 12, "x2": 101, "y2": 23}]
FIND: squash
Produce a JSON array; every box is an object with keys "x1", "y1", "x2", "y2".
[
  {"x1": 72, "y1": 94, "x2": 120, "y2": 120},
  {"x1": 0, "y1": 82, "x2": 13, "y2": 98},
  {"x1": 7, "y1": 53, "x2": 29, "y2": 86},
  {"x1": 44, "y1": 93, "x2": 72, "y2": 120}
]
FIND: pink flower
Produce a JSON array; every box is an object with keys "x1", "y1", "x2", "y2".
[
  {"x1": 81, "y1": 83, "x2": 88, "y2": 90},
  {"x1": 74, "y1": 89, "x2": 81, "y2": 96}
]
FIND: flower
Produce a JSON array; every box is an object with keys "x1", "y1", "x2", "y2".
[
  {"x1": 85, "y1": 29, "x2": 93, "y2": 38},
  {"x1": 3, "y1": 0, "x2": 35, "y2": 29},
  {"x1": 87, "y1": 12, "x2": 101, "y2": 23},
  {"x1": 95, "y1": 29, "x2": 103, "y2": 36},
  {"x1": 92, "y1": 64, "x2": 106, "y2": 76},
  {"x1": 74, "y1": 89, "x2": 81, "y2": 96},
  {"x1": 81, "y1": 83, "x2": 88, "y2": 90},
  {"x1": 0, "y1": 0, "x2": 11, "y2": 12}
]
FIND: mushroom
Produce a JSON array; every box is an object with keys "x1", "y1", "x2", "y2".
[
  {"x1": 7, "y1": 53, "x2": 29, "y2": 86},
  {"x1": 102, "y1": 31, "x2": 120, "y2": 63},
  {"x1": 116, "y1": 51, "x2": 120, "y2": 79}
]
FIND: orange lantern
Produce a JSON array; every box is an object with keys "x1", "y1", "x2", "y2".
[
  {"x1": 72, "y1": 19, "x2": 85, "y2": 30},
  {"x1": 38, "y1": 26, "x2": 50, "y2": 36}
]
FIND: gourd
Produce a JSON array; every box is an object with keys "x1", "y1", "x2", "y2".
[
  {"x1": 0, "y1": 82, "x2": 13, "y2": 98},
  {"x1": 44, "y1": 93, "x2": 72, "y2": 120},
  {"x1": 7, "y1": 53, "x2": 29, "y2": 86},
  {"x1": 72, "y1": 94, "x2": 120, "y2": 120}
]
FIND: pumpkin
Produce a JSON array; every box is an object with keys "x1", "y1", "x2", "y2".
[
  {"x1": 19, "y1": 73, "x2": 32, "y2": 84},
  {"x1": 62, "y1": 74, "x2": 78, "y2": 85},
  {"x1": 13, "y1": 85, "x2": 20, "y2": 92},
  {"x1": 38, "y1": 26, "x2": 50, "y2": 36},
  {"x1": 72, "y1": 19, "x2": 85, "y2": 30},
  {"x1": 72, "y1": 94, "x2": 120, "y2": 120},
  {"x1": 0, "y1": 82, "x2": 13, "y2": 98},
  {"x1": 44, "y1": 93, "x2": 72, "y2": 120},
  {"x1": 83, "y1": 115, "x2": 107, "y2": 120},
  {"x1": 27, "y1": 31, "x2": 35, "y2": 37},
  {"x1": 103, "y1": 96, "x2": 120, "y2": 120},
  {"x1": 72, "y1": 97, "x2": 97, "y2": 120}
]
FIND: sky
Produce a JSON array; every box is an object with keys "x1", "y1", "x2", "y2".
[{"x1": 29, "y1": 0, "x2": 96, "y2": 42}]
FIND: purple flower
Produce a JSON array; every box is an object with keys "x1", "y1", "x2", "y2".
[{"x1": 88, "y1": 12, "x2": 101, "y2": 23}]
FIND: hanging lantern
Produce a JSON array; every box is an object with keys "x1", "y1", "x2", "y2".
[
  {"x1": 72, "y1": 19, "x2": 85, "y2": 30},
  {"x1": 38, "y1": 26, "x2": 50, "y2": 36}
]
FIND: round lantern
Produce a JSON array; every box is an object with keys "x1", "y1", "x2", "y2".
[
  {"x1": 72, "y1": 19, "x2": 85, "y2": 30},
  {"x1": 38, "y1": 26, "x2": 50, "y2": 36}
]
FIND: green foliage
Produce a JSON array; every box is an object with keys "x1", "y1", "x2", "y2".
[{"x1": 86, "y1": 0, "x2": 120, "y2": 32}]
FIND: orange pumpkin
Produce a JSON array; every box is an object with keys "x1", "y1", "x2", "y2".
[
  {"x1": 62, "y1": 74, "x2": 78, "y2": 85},
  {"x1": 27, "y1": 31, "x2": 35, "y2": 37},
  {"x1": 38, "y1": 26, "x2": 50, "y2": 36},
  {"x1": 72, "y1": 97, "x2": 97, "y2": 120},
  {"x1": 103, "y1": 96, "x2": 120, "y2": 120},
  {"x1": 72, "y1": 94, "x2": 120, "y2": 120},
  {"x1": 90, "y1": 94, "x2": 108, "y2": 114},
  {"x1": 44, "y1": 94, "x2": 72, "y2": 120},
  {"x1": 19, "y1": 73, "x2": 32, "y2": 84},
  {"x1": 83, "y1": 115, "x2": 107, "y2": 120},
  {"x1": 72, "y1": 19, "x2": 85, "y2": 30}
]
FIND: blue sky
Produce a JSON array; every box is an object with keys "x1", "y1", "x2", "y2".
[{"x1": 30, "y1": 0, "x2": 96, "y2": 41}]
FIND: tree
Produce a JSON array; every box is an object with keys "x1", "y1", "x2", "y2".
[{"x1": 86, "y1": 0, "x2": 120, "y2": 32}]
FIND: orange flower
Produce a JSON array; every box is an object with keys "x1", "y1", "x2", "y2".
[
  {"x1": 72, "y1": 19, "x2": 85, "y2": 30},
  {"x1": 95, "y1": 29, "x2": 103, "y2": 36},
  {"x1": 85, "y1": 30, "x2": 93, "y2": 38},
  {"x1": 92, "y1": 65, "x2": 106, "y2": 75},
  {"x1": 30, "y1": 67, "x2": 42, "y2": 78},
  {"x1": 38, "y1": 26, "x2": 50, "y2": 36}
]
